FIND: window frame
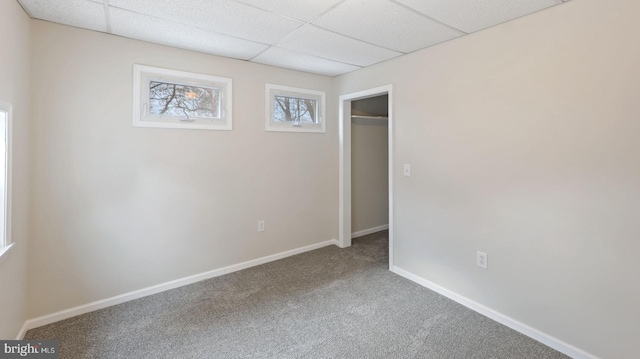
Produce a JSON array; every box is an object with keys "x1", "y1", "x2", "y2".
[
  {"x1": 133, "y1": 64, "x2": 233, "y2": 131},
  {"x1": 0, "y1": 100, "x2": 13, "y2": 264},
  {"x1": 265, "y1": 84, "x2": 326, "y2": 133}
]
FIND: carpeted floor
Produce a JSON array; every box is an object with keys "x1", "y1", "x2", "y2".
[{"x1": 25, "y1": 231, "x2": 569, "y2": 358}]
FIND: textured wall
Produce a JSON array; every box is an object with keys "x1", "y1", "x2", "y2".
[
  {"x1": 336, "y1": 0, "x2": 640, "y2": 357},
  {"x1": 27, "y1": 21, "x2": 338, "y2": 319},
  {"x1": 0, "y1": 0, "x2": 32, "y2": 340}
]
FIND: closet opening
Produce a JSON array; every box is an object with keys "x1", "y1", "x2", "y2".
[
  {"x1": 339, "y1": 85, "x2": 393, "y2": 268},
  {"x1": 350, "y1": 95, "x2": 389, "y2": 239}
]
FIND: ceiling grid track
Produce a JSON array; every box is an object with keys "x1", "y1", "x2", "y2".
[
  {"x1": 247, "y1": 0, "x2": 348, "y2": 62},
  {"x1": 388, "y1": 0, "x2": 468, "y2": 35},
  {"x1": 103, "y1": 0, "x2": 112, "y2": 34}
]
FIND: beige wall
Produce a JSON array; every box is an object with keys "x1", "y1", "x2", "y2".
[
  {"x1": 351, "y1": 96, "x2": 388, "y2": 234},
  {"x1": 0, "y1": 0, "x2": 32, "y2": 339},
  {"x1": 27, "y1": 21, "x2": 338, "y2": 318},
  {"x1": 5, "y1": 0, "x2": 638, "y2": 355},
  {"x1": 337, "y1": 0, "x2": 640, "y2": 357}
]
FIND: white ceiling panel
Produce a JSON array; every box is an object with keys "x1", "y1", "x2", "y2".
[
  {"x1": 19, "y1": 0, "x2": 107, "y2": 33},
  {"x1": 313, "y1": 0, "x2": 464, "y2": 53},
  {"x1": 18, "y1": 0, "x2": 570, "y2": 77},
  {"x1": 110, "y1": 8, "x2": 268, "y2": 60},
  {"x1": 234, "y1": 0, "x2": 345, "y2": 22},
  {"x1": 395, "y1": 0, "x2": 561, "y2": 33},
  {"x1": 278, "y1": 25, "x2": 401, "y2": 67},
  {"x1": 253, "y1": 47, "x2": 361, "y2": 77},
  {"x1": 109, "y1": 0, "x2": 304, "y2": 44}
]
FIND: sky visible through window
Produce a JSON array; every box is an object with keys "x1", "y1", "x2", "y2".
[{"x1": 149, "y1": 81, "x2": 219, "y2": 120}]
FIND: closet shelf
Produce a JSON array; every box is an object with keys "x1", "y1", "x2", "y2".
[{"x1": 350, "y1": 115, "x2": 388, "y2": 120}]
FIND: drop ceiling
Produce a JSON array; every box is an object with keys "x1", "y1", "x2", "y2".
[{"x1": 18, "y1": 0, "x2": 570, "y2": 76}]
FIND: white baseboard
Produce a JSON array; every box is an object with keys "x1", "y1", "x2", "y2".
[
  {"x1": 15, "y1": 321, "x2": 28, "y2": 340},
  {"x1": 22, "y1": 239, "x2": 339, "y2": 332},
  {"x1": 390, "y1": 266, "x2": 598, "y2": 359},
  {"x1": 351, "y1": 224, "x2": 389, "y2": 239}
]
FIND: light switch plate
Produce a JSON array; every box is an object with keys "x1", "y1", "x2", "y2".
[{"x1": 403, "y1": 164, "x2": 411, "y2": 176}]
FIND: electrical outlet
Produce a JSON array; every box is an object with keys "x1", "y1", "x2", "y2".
[
  {"x1": 477, "y1": 251, "x2": 488, "y2": 269},
  {"x1": 258, "y1": 220, "x2": 265, "y2": 232}
]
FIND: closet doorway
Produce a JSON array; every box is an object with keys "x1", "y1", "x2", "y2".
[{"x1": 339, "y1": 85, "x2": 393, "y2": 268}]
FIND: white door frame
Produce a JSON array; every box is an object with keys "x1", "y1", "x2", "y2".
[{"x1": 338, "y1": 84, "x2": 394, "y2": 269}]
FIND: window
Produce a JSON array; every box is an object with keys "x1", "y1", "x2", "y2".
[
  {"x1": 133, "y1": 64, "x2": 232, "y2": 130},
  {"x1": 0, "y1": 101, "x2": 12, "y2": 262},
  {"x1": 265, "y1": 84, "x2": 325, "y2": 133}
]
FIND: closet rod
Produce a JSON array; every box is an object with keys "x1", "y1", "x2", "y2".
[{"x1": 350, "y1": 115, "x2": 388, "y2": 120}]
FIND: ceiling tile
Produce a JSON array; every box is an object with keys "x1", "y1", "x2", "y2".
[
  {"x1": 19, "y1": 0, "x2": 568, "y2": 78},
  {"x1": 252, "y1": 47, "x2": 361, "y2": 76},
  {"x1": 395, "y1": 0, "x2": 560, "y2": 33},
  {"x1": 110, "y1": 8, "x2": 268, "y2": 60},
  {"x1": 109, "y1": 0, "x2": 304, "y2": 44},
  {"x1": 277, "y1": 25, "x2": 401, "y2": 67},
  {"x1": 19, "y1": 0, "x2": 107, "y2": 32},
  {"x1": 313, "y1": 0, "x2": 464, "y2": 53},
  {"x1": 233, "y1": 0, "x2": 345, "y2": 22}
]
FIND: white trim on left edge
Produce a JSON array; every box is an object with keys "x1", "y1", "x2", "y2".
[
  {"x1": 391, "y1": 265, "x2": 599, "y2": 359},
  {"x1": 21, "y1": 239, "x2": 339, "y2": 332},
  {"x1": 0, "y1": 242, "x2": 15, "y2": 265}
]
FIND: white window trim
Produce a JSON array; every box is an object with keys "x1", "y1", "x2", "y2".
[
  {"x1": 0, "y1": 243, "x2": 15, "y2": 265},
  {"x1": 133, "y1": 64, "x2": 233, "y2": 131},
  {"x1": 265, "y1": 84, "x2": 326, "y2": 133},
  {"x1": 0, "y1": 100, "x2": 13, "y2": 264}
]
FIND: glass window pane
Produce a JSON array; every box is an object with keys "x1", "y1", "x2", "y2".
[
  {"x1": 273, "y1": 95, "x2": 317, "y2": 124},
  {"x1": 149, "y1": 81, "x2": 220, "y2": 119}
]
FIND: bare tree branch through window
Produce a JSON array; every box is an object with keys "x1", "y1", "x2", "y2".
[
  {"x1": 273, "y1": 95, "x2": 317, "y2": 124},
  {"x1": 148, "y1": 81, "x2": 219, "y2": 120}
]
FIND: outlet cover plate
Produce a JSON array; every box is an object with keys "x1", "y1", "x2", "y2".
[{"x1": 477, "y1": 251, "x2": 488, "y2": 269}]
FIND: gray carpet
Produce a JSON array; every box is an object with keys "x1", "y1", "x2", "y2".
[{"x1": 25, "y1": 231, "x2": 569, "y2": 358}]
